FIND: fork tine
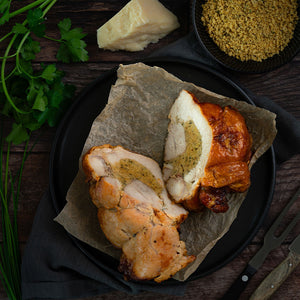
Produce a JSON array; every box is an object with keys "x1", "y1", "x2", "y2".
[
  {"x1": 265, "y1": 185, "x2": 300, "y2": 242},
  {"x1": 274, "y1": 208, "x2": 300, "y2": 242}
]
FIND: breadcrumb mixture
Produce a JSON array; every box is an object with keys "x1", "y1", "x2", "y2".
[{"x1": 201, "y1": 0, "x2": 298, "y2": 61}]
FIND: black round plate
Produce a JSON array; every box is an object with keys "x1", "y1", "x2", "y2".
[{"x1": 49, "y1": 58, "x2": 275, "y2": 285}]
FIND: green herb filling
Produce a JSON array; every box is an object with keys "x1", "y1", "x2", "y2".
[
  {"x1": 112, "y1": 159, "x2": 163, "y2": 195},
  {"x1": 167, "y1": 120, "x2": 202, "y2": 176}
]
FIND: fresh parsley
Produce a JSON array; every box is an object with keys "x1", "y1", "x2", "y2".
[
  {"x1": 0, "y1": 1, "x2": 89, "y2": 299},
  {"x1": 56, "y1": 18, "x2": 89, "y2": 63},
  {"x1": 1, "y1": 2, "x2": 89, "y2": 144}
]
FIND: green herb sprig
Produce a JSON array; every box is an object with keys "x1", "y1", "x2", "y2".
[
  {"x1": 1, "y1": 1, "x2": 89, "y2": 143},
  {"x1": 0, "y1": 1, "x2": 89, "y2": 299}
]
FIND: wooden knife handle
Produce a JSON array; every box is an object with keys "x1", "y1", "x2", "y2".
[{"x1": 250, "y1": 251, "x2": 300, "y2": 300}]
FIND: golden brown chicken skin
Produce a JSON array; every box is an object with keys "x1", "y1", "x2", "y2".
[{"x1": 194, "y1": 103, "x2": 251, "y2": 212}]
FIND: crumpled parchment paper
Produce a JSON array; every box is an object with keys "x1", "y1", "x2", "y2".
[{"x1": 55, "y1": 63, "x2": 277, "y2": 281}]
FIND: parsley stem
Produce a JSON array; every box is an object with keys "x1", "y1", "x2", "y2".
[
  {"x1": 0, "y1": 53, "x2": 17, "y2": 60},
  {"x1": 0, "y1": 260, "x2": 15, "y2": 300},
  {"x1": 42, "y1": 0, "x2": 58, "y2": 15},
  {"x1": 44, "y1": 35, "x2": 61, "y2": 43},
  {"x1": 0, "y1": 66, "x2": 17, "y2": 83},
  {"x1": 9, "y1": 0, "x2": 46, "y2": 19},
  {"x1": 0, "y1": 32, "x2": 13, "y2": 43},
  {"x1": 1, "y1": 33, "x2": 29, "y2": 114},
  {"x1": 0, "y1": 142, "x2": 20, "y2": 298},
  {"x1": 14, "y1": 138, "x2": 30, "y2": 231},
  {"x1": 15, "y1": 31, "x2": 32, "y2": 77},
  {"x1": 0, "y1": 131, "x2": 22, "y2": 300},
  {"x1": 4, "y1": 141, "x2": 10, "y2": 200}
]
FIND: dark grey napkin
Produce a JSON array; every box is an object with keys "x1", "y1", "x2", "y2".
[
  {"x1": 21, "y1": 190, "x2": 186, "y2": 299},
  {"x1": 21, "y1": 31, "x2": 300, "y2": 300}
]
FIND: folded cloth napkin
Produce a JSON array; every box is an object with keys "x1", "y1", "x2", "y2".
[{"x1": 21, "y1": 31, "x2": 300, "y2": 300}]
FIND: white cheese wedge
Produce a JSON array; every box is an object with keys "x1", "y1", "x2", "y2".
[{"x1": 97, "y1": 0, "x2": 180, "y2": 51}]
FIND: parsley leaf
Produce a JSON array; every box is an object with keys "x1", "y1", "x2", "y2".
[
  {"x1": 68, "y1": 38, "x2": 88, "y2": 62},
  {"x1": 27, "y1": 8, "x2": 46, "y2": 37},
  {"x1": 18, "y1": 57, "x2": 34, "y2": 75},
  {"x1": 31, "y1": 72, "x2": 75, "y2": 128},
  {"x1": 56, "y1": 43, "x2": 72, "y2": 63},
  {"x1": 0, "y1": 1, "x2": 10, "y2": 25},
  {"x1": 60, "y1": 26, "x2": 86, "y2": 41},
  {"x1": 41, "y1": 64, "x2": 57, "y2": 81},
  {"x1": 32, "y1": 87, "x2": 47, "y2": 111},
  {"x1": 57, "y1": 18, "x2": 71, "y2": 34},
  {"x1": 56, "y1": 18, "x2": 89, "y2": 62},
  {"x1": 12, "y1": 23, "x2": 29, "y2": 34},
  {"x1": 20, "y1": 37, "x2": 40, "y2": 61},
  {"x1": 6, "y1": 123, "x2": 30, "y2": 145}
]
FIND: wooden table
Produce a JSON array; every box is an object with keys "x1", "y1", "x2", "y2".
[{"x1": 1, "y1": 1, "x2": 300, "y2": 299}]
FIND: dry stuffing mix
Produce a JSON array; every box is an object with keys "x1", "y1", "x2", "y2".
[{"x1": 201, "y1": 0, "x2": 298, "y2": 61}]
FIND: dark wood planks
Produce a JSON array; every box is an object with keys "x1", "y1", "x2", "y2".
[{"x1": 1, "y1": 0, "x2": 300, "y2": 299}]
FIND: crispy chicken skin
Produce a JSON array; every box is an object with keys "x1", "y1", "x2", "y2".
[
  {"x1": 163, "y1": 90, "x2": 252, "y2": 213},
  {"x1": 198, "y1": 187, "x2": 229, "y2": 213},
  {"x1": 197, "y1": 103, "x2": 251, "y2": 212},
  {"x1": 82, "y1": 145, "x2": 195, "y2": 282}
]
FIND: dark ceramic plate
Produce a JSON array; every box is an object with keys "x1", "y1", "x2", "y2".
[
  {"x1": 192, "y1": 0, "x2": 300, "y2": 73},
  {"x1": 49, "y1": 58, "x2": 275, "y2": 287}
]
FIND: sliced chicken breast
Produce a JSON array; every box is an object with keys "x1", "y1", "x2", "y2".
[
  {"x1": 163, "y1": 90, "x2": 252, "y2": 212},
  {"x1": 82, "y1": 144, "x2": 195, "y2": 282}
]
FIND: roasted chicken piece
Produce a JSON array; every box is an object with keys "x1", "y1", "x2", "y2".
[
  {"x1": 163, "y1": 90, "x2": 252, "y2": 213},
  {"x1": 82, "y1": 145, "x2": 195, "y2": 282}
]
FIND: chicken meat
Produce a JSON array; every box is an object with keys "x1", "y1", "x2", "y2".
[
  {"x1": 163, "y1": 90, "x2": 252, "y2": 213},
  {"x1": 82, "y1": 144, "x2": 195, "y2": 282}
]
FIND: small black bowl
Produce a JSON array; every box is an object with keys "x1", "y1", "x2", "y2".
[{"x1": 192, "y1": 0, "x2": 300, "y2": 73}]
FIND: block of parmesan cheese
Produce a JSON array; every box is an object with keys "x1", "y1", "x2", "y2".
[{"x1": 97, "y1": 0, "x2": 180, "y2": 51}]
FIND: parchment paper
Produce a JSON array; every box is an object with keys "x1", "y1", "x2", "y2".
[{"x1": 55, "y1": 63, "x2": 277, "y2": 281}]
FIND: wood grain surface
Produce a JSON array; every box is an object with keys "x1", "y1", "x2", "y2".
[{"x1": 1, "y1": 1, "x2": 300, "y2": 299}]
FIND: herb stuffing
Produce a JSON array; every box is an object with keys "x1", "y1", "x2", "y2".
[
  {"x1": 167, "y1": 120, "x2": 202, "y2": 177},
  {"x1": 0, "y1": 1, "x2": 88, "y2": 299},
  {"x1": 112, "y1": 159, "x2": 164, "y2": 196}
]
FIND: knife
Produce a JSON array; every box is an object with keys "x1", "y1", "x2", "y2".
[
  {"x1": 221, "y1": 186, "x2": 300, "y2": 300},
  {"x1": 250, "y1": 233, "x2": 300, "y2": 300}
]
